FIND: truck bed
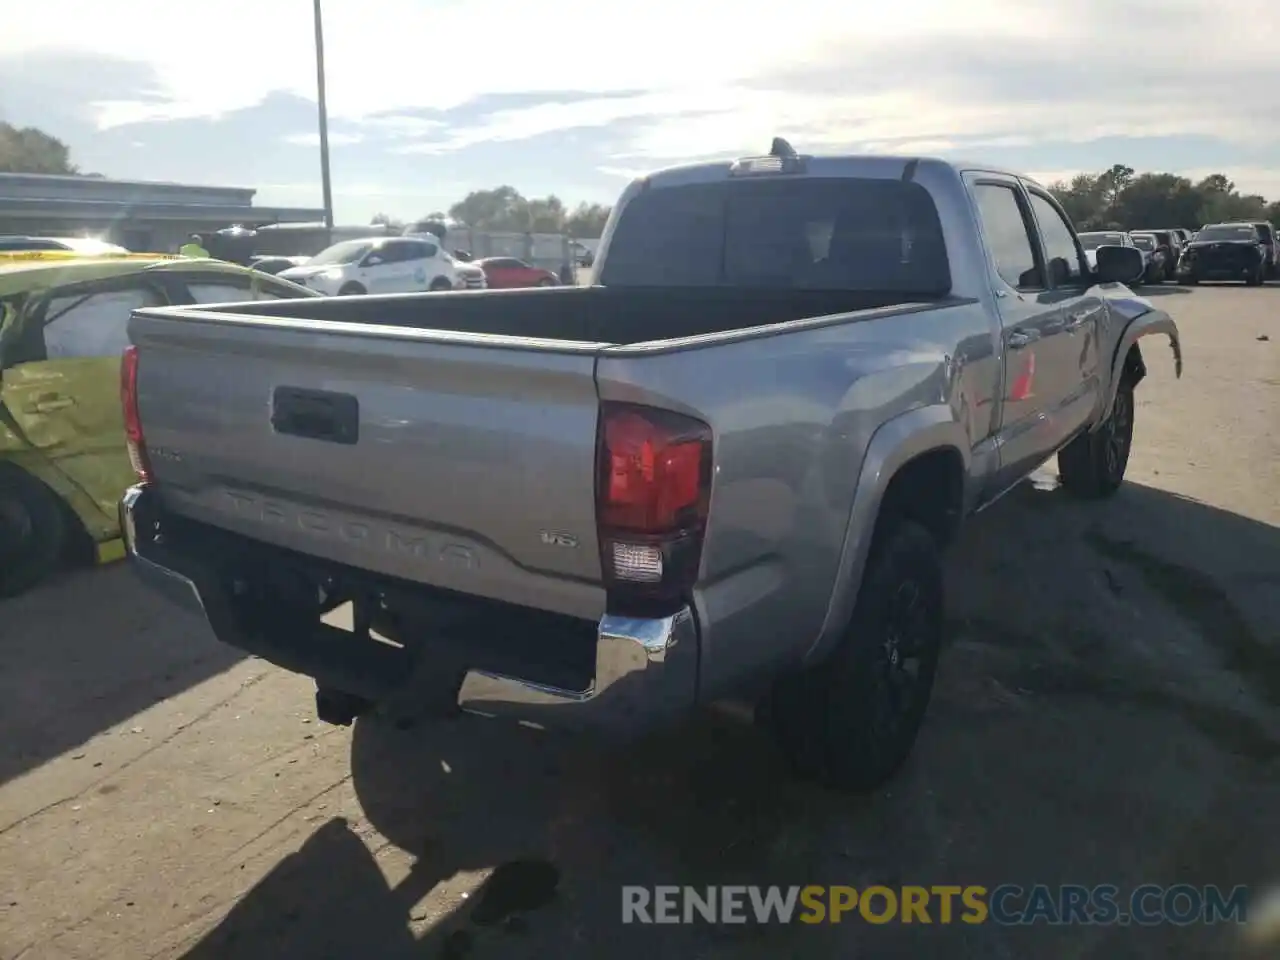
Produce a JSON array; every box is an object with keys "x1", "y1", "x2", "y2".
[
  {"x1": 127, "y1": 285, "x2": 955, "y2": 627},
  {"x1": 195, "y1": 285, "x2": 942, "y2": 346}
]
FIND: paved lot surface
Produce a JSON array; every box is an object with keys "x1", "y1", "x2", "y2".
[{"x1": 1, "y1": 284, "x2": 1278, "y2": 959}]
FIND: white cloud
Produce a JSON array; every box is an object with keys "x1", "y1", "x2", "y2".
[{"x1": 3, "y1": 0, "x2": 1278, "y2": 190}]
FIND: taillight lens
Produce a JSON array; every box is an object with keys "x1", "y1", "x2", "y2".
[
  {"x1": 120, "y1": 345, "x2": 152, "y2": 482},
  {"x1": 596, "y1": 402, "x2": 712, "y2": 613}
]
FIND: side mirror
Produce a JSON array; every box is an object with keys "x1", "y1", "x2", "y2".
[{"x1": 1094, "y1": 245, "x2": 1144, "y2": 285}]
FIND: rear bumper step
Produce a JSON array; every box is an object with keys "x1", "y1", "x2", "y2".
[{"x1": 120, "y1": 484, "x2": 699, "y2": 736}]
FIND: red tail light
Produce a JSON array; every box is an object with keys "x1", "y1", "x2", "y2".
[
  {"x1": 120, "y1": 345, "x2": 152, "y2": 482},
  {"x1": 596, "y1": 401, "x2": 712, "y2": 613}
]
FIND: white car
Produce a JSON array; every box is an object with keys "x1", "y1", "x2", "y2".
[
  {"x1": 279, "y1": 236, "x2": 478, "y2": 296},
  {"x1": 1077, "y1": 230, "x2": 1135, "y2": 271}
]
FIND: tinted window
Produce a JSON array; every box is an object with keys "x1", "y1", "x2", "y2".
[
  {"x1": 599, "y1": 177, "x2": 950, "y2": 294},
  {"x1": 309, "y1": 240, "x2": 372, "y2": 265},
  {"x1": 0, "y1": 238, "x2": 66, "y2": 251},
  {"x1": 1027, "y1": 191, "x2": 1086, "y2": 285},
  {"x1": 1197, "y1": 225, "x2": 1259, "y2": 242},
  {"x1": 1079, "y1": 232, "x2": 1125, "y2": 250},
  {"x1": 973, "y1": 184, "x2": 1040, "y2": 289},
  {"x1": 400, "y1": 240, "x2": 436, "y2": 260},
  {"x1": 1254, "y1": 224, "x2": 1274, "y2": 243},
  {"x1": 186, "y1": 281, "x2": 300, "y2": 302},
  {"x1": 43, "y1": 284, "x2": 164, "y2": 359},
  {"x1": 369, "y1": 242, "x2": 404, "y2": 264}
]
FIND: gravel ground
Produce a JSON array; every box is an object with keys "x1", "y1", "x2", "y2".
[{"x1": 1, "y1": 284, "x2": 1277, "y2": 960}]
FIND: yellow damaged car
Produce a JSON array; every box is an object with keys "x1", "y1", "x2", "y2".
[{"x1": 0, "y1": 253, "x2": 319, "y2": 597}]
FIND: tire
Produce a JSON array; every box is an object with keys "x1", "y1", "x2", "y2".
[
  {"x1": 337, "y1": 282, "x2": 366, "y2": 296},
  {"x1": 429, "y1": 278, "x2": 453, "y2": 292},
  {"x1": 1245, "y1": 265, "x2": 1264, "y2": 287},
  {"x1": 0, "y1": 467, "x2": 67, "y2": 598},
  {"x1": 1057, "y1": 384, "x2": 1134, "y2": 500},
  {"x1": 538, "y1": 278, "x2": 556, "y2": 287},
  {"x1": 767, "y1": 520, "x2": 943, "y2": 792}
]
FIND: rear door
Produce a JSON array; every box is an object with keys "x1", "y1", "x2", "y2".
[
  {"x1": 403, "y1": 240, "x2": 439, "y2": 290},
  {"x1": 362, "y1": 241, "x2": 415, "y2": 294},
  {"x1": 0, "y1": 274, "x2": 166, "y2": 522},
  {"x1": 966, "y1": 176, "x2": 1077, "y2": 493},
  {"x1": 1023, "y1": 187, "x2": 1104, "y2": 443},
  {"x1": 510, "y1": 260, "x2": 541, "y2": 286},
  {"x1": 484, "y1": 258, "x2": 520, "y2": 288}
]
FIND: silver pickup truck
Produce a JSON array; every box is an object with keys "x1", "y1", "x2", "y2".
[{"x1": 119, "y1": 143, "x2": 1182, "y2": 792}]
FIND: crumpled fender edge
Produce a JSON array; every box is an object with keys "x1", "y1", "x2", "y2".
[{"x1": 1096, "y1": 309, "x2": 1182, "y2": 426}]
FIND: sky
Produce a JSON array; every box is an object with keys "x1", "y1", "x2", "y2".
[{"x1": 2, "y1": 0, "x2": 1278, "y2": 224}]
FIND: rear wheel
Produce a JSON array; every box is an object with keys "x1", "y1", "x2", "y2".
[
  {"x1": 1245, "y1": 265, "x2": 1264, "y2": 286},
  {"x1": 0, "y1": 467, "x2": 67, "y2": 598},
  {"x1": 337, "y1": 282, "x2": 366, "y2": 296},
  {"x1": 767, "y1": 520, "x2": 943, "y2": 792},
  {"x1": 538, "y1": 278, "x2": 556, "y2": 287},
  {"x1": 429, "y1": 278, "x2": 453, "y2": 292},
  {"x1": 1057, "y1": 384, "x2": 1134, "y2": 499}
]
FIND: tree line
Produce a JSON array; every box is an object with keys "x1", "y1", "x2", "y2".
[
  {"x1": 5, "y1": 123, "x2": 1275, "y2": 238},
  {"x1": 1047, "y1": 164, "x2": 1279, "y2": 232},
  {"x1": 0, "y1": 122, "x2": 82, "y2": 175},
  {"x1": 374, "y1": 186, "x2": 612, "y2": 239},
  {"x1": 0, "y1": 122, "x2": 616, "y2": 237}
]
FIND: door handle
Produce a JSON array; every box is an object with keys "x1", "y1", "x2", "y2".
[{"x1": 1007, "y1": 329, "x2": 1038, "y2": 349}]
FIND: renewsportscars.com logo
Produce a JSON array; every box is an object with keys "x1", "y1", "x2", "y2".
[{"x1": 621, "y1": 884, "x2": 1253, "y2": 927}]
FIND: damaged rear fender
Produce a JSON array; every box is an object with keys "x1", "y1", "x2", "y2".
[{"x1": 1096, "y1": 309, "x2": 1182, "y2": 426}]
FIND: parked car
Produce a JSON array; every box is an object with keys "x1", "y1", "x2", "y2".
[
  {"x1": 1177, "y1": 222, "x2": 1268, "y2": 285},
  {"x1": 1130, "y1": 229, "x2": 1181, "y2": 281},
  {"x1": 0, "y1": 253, "x2": 319, "y2": 597},
  {"x1": 570, "y1": 240, "x2": 596, "y2": 267},
  {"x1": 250, "y1": 255, "x2": 310, "y2": 276},
  {"x1": 278, "y1": 237, "x2": 478, "y2": 295},
  {"x1": 475, "y1": 256, "x2": 561, "y2": 288},
  {"x1": 453, "y1": 261, "x2": 488, "y2": 289},
  {"x1": 0, "y1": 235, "x2": 130, "y2": 255},
  {"x1": 1127, "y1": 232, "x2": 1165, "y2": 283},
  {"x1": 1248, "y1": 221, "x2": 1277, "y2": 279},
  {"x1": 120, "y1": 148, "x2": 1180, "y2": 792}
]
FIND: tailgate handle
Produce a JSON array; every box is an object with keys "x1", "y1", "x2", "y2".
[{"x1": 271, "y1": 387, "x2": 359, "y2": 445}]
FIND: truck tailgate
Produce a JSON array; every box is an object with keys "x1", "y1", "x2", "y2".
[{"x1": 129, "y1": 311, "x2": 605, "y2": 621}]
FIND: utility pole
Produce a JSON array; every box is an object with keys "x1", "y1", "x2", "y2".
[{"x1": 313, "y1": 0, "x2": 334, "y2": 245}]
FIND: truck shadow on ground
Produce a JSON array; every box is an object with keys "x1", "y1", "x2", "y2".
[
  {"x1": 178, "y1": 479, "x2": 1280, "y2": 960},
  {"x1": 0, "y1": 565, "x2": 242, "y2": 787}
]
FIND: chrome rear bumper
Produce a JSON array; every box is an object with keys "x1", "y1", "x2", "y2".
[
  {"x1": 456, "y1": 608, "x2": 697, "y2": 734},
  {"x1": 121, "y1": 484, "x2": 698, "y2": 735}
]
